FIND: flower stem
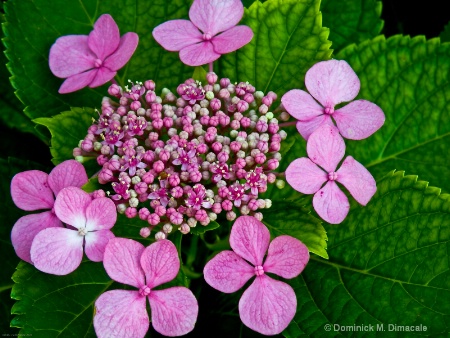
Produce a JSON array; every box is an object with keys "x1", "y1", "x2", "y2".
[
  {"x1": 209, "y1": 62, "x2": 213, "y2": 73},
  {"x1": 278, "y1": 121, "x2": 297, "y2": 127}
]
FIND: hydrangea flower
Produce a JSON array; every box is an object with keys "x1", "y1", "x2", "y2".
[
  {"x1": 49, "y1": 14, "x2": 139, "y2": 93},
  {"x1": 30, "y1": 187, "x2": 116, "y2": 275},
  {"x1": 94, "y1": 238, "x2": 198, "y2": 337},
  {"x1": 204, "y1": 216, "x2": 309, "y2": 335},
  {"x1": 10, "y1": 160, "x2": 88, "y2": 263},
  {"x1": 282, "y1": 59, "x2": 385, "y2": 140},
  {"x1": 286, "y1": 124, "x2": 376, "y2": 224},
  {"x1": 152, "y1": 0, "x2": 253, "y2": 66}
]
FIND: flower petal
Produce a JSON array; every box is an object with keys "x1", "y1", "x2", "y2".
[
  {"x1": 230, "y1": 216, "x2": 270, "y2": 266},
  {"x1": 239, "y1": 275, "x2": 296, "y2": 335},
  {"x1": 305, "y1": 59, "x2": 360, "y2": 108},
  {"x1": 94, "y1": 290, "x2": 148, "y2": 338},
  {"x1": 104, "y1": 32, "x2": 139, "y2": 70},
  {"x1": 58, "y1": 69, "x2": 98, "y2": 94},
  {"x1": 85, "y1": 197, "x2": 117, "y2": 231},
  {"x1": 88, "y1": 14, "x2": 120, "y2": 61},
  {"x1": 282, "y1": 89, "x2": 324, "y2": 120},
  {"x1": 295, "y1": 114, "x2": 333, "y2": 140},
  {"x1": 333, "y1": 99, "x2": 386, "y2": 140},
  {"x1": 103, "y1": 238, "x2": 145, "y2": 288},
  {"x1": 179, "y1": 41, "x2": 221, "y2": 66},
  {"x1": 88, "y1": 67, "x2": 117, "y2": 88},
  {"x1": 313, "y1": 181, "x2": 349, "y2": 224},
  {"x1": 11, "y1": 212, "x2": 62, "y2": 263},
  {"x1": 189, "y1": 0, "x2": 244, "y2": 36},
  {"x1": 140, "y1": 239, "x2": 179, "y2": 289},
  {"x1": 263, "y1": 236, "x2": 309, "y2": 279},
  {"x1": 48, "y1": 159, "x2": 88, "y2": 196},
  {"x1": 307, "y1": 124, "x2": 345, "y2": 172},
  {"x1": 54, "y1": 187, "x2": 91, "y2": 229},
  {"x1": 149, "y1": 287, "x2": 198, "y2": 336},
  {"x1": 84, "y1": 230, "x2": 115, "y2": 262},
  {"x1": 285, "y1": 158, "x2": 327, "y2": 194},
  {"x1": 152, "y1": 20, "x2": 202, "y2": 51},
  {"x1": 31, "y1": 227, "x2": 83, "y2": 275},
  {"x1": 212, "y1": 25, "x2": 253, "y2": 54},
  {"x1": 11, "y1": 170, "x2": 53, "y2": 211},
  {"x1": 204, "y1": 251, "x2": 254, "y2": 293},
  {"x1": 336, "y1": 156, "x2": 377, "y2": 205},
  {"x1": 49, "y1": 35, "x2": 95, "y2": 78}
]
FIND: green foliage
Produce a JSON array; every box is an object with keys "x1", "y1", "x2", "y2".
[
  {"x1": 439, "y1": 22, "x2": 450, "y2": 42},
  {"x1": 189, "y1": 221, "x2": 220, "y2": 235}
]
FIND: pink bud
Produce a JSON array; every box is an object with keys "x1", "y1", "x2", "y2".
[
  {"x1": 155, "y1": 205, "x2": 166, "y2": 217},
  {"x1": 145, "y1": 80, "x2": 155, "y2": 90},
  {"x1": 267, "y1": 173, "x2": 276, "y2": 183},
  {"x1": 170, "y1": 212, "x2": 183, "y2": 225},
  {"x1": 163, "y1": 117, "x2": 174, "y2": 128},
  {"x1": 256, "y1": 120, "x2": 268, "y2": 133},
  {"x1": 243, "y1": 93, "x2": 255, "y2": 103},
  {"x1": 197, "y1": 144, "x2": 207, "y2": 154},
  {"x1": 148, "y1": 213, "x2": 160, "y2": 226},
  {"x1": 91, "y1": 189, "x2": 106, "y2": 199},
  {"x1": 210, "y1": 98, "x2": 221, "y2": 110},
  {"x1": 125, "y1": 207, "x2": 137, "y2": 218},
  {"x1": 153, "y1": 160, "x2": 165, "y2": 173},
  {"x1": 171, "y1": 186, "x2": 183, "y2": 198},
  {"x1": 218, "y1": 186, "x2": 229, "y2": 198},
  {"x1": 142, "y1": 171, "x2": 155, "y2": 184},
  {"x1": 262, "y1": 96, "x2": 273, "y2": 106},
  {"x1": 257, "y1": 141, "x2": 269, "y2": 153},
  {"x1": 235, "y1": 158, "x2": 246, "y2": 169},
  {"x1": 217, "y1": 152, "x2": 229, "y2": 162},
  {"x1": 139, "y1": 208, "x2": 150, "y2": 220},
  {"x1": 240, "y1": 117, "x2": 251, "y2": 128},
  {"x1": 73, "y1": 147, "x2": 82, "y2": 157},
  {"x1": 212, "y1": 142, "x2": 223, "y2": 153},
  {"x1": 211, "y1": 202, "x2": 222, "y2": 214},
  {"x1": 145, "y1": 91, "x2": 156, "y2": 103},
  {"x1": 219, "y1": 115, "x2": 230, "y2": 126},
  {"x1": 248, "y1": 199, "x2": 259, "y2": 211},
  {"x1": 236, "y1": 169, "x2": 247, "y2": 179},
  {"x1": 259, "y1": 104, "x2": 268, "y2": 115},
  {"x1": 230, "y1": 141, "x2": 241, "y2": 153},
  {"x1": 190, "y1": 171, "x2": 202, "y2": 182},
  {"x1": 108, "y1": 84, "x2": 122, "y2": 97},
  {"x1": 254, "y1": 212, "x2": 263, "y2": 221},
  {"x1": 209, "y1": 116, "x2": 219, "y2": 127},
  {"x1": 159, "y1": 149, "x2": 171, "y2": 162},
  {"x1": 180, "y1": 223, "x2": 190, "y2": 234},
  {"x1": 269, "y1": 142, "x2": 281, "y2": 152},
  {"x1": 98, "y1": 168, "x2": 114, "y2": 183},
  {"x1": 221, "y1": 200, "x2": 233, "y2": 211},
  {"x1": 230, "y1": 120, "x2": 240, "y2": 130},
  {"x1": 195, "y1": 209, "x2": 208, "y2": 222},
  {"x1": 219, "y1": 88, "x2": 230, "y2": 99},
  {"x1": 254, "y1": 153, "x2": 267, "y2": 164},
  {"x1": 166, "y1": 207, "x2": 176, "y2": 216},
  {"x1": 81, "y1": 139, "x2": 93, "y2": 152},
  {"x1": 130, "y1": 101, "x2": 141, "y2": 111},
  {"x1": 237, "y1": 100, "x2": 249, "y2": 112},
  {"x1": 220, "y1": 78, "x2": 230, "y2": 87},
  {"x1": 117, "y1": 106, "x2": 127, "y2": 116},
  {"x1": 138, "y1": 193, "x2": 149, "y2": 202},
  {"x1": 200, "y1": 116, "x2": 210, "y2": 126},
  {"x1": 150, "y1": 200, "x2": 161, "y2": 208},
  {"x1": 140, "y1": 227, "x2": 151, "y2": 238},
  {"x1": 207, "y1": 72, "x2": 218, "y2": 84},
  {"x1": 267, "y1": 158, "x2": 279, "y2": 170},
  {"x1": 152, "y1": 118, "x2": 163, "y2": 130},
  {"x1": 226, "y1": 211, "x2": 236, "y2": 221}
]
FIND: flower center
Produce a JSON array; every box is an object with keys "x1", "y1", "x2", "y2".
[
  {"x1": 254, "y1": 265, "x2": 264, "y2": 276},
  {"x1": 94, "y1": 58, "x2": 103, "y2": 68},
  {"x1": 139, "y1": 285, "x2": 151, "y2": 296},
  {"x1": 203, "y1": 33, "x2": 212, "y2": 41},
  {"x1": 324, "y1": 106, "x2": 334, "y2": 115},
  {"x1": 328, "y1": 172, "x2": 338, "y2": 181},
  {"x1": 78, "y1": 227, "x2": 87, "y2": 236}
]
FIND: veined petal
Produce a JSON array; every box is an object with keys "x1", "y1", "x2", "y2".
[
  {"x1": 88, "y1": 67, "x2": 117, "y2": 88},
  {"x1": 152, "y1": 20, "x2": 202, "y2": 51},
  {"x1": 88, "y1": 14, "x2": 120, "y2": 61},
  {"x1": 333, "y1": 99, "x2": 386, "y2": 140},
  {"x1": 336, "y1": 156, "x2": 377, "y2": 205},
  {"x1": 104, "y1": 32, "x2": 139, "y2": 70},
  {"x1": 282, "y1": 89, "x2": 324, "y2": 121},
  {"x1": 11, "y1": 170, "x2": 53, "y2": 211},
  {"x1": 59, "y1": 69, "x2": 98, "y2": 94},
  {"x1": 54, "y1": 187, "x2": 91, "y2": 229},
  {"x1": 204, "y1": 251, "x2": 254, "y2": 293},
  {"x1": 305, "y1": 59, "x2": 360, "y2": 108},
  {"x1": 84, "y1": 230, "x2": 115, "y2": 262},
  {"x1": 263, "y1": 236, "x2": 309, "y2": 279},
  {"x1": 295, "y1": 114, "x2": 333, "y2": 140},
  {"x1": 30, "y1": 227, "x2": 83, "y2": 275},
  {"x1": 212, "y1": 26, "x2": 253, "y2": 54},
  {"x1": 307, "y1": 124, "x2": 345, "y2": 172},
  {"x1": 11, "y1": 212, "x2": 62, "y2": 263},
  {"x1": 103, "y1": 238, "x2": 145, "y2": 288},
  {"x1": 85, "y1": 197, "x2": 117, "y2": 231},
  {"x1": 179, "y1": 41, "x2": 221, "y2": 66},
  {"x1": 140, "y1": 240, "x2": 179, "y2": 289},
  {"x1": 149, "y1": 287, "x2": 198, "y2": 337},
  {"x1": 313, "y1": 181, "x2": 349, "y2": 224},
  {"x1": 189, "y1": 0, "x2": 244, "y2": 36},
  {"x1": 94, "y1": 290, "x2": 148, "y2": 338},
  {"x1": 239, "y1": 275, "x2": 297, "y2": 335},
  {"x1": 285, "y1": 157, "x2": 327, "y2": 194},
  {"x1": 230, "y1": 216, "x2": 270, "y2": 266},
  {"x1": 48, "y1": 159, "x2": 88, "y2": 196}
]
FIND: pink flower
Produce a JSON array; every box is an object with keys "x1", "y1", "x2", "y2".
[
  {"x1": 30, "y1": 187, "x2": 116, "y2": 275},
  {"x1": 152, "y1": 0, "x2": 253, "y2": 66},
  {"x1": 49, "y1": 14, "x2": 139, "y2": 93},
  {"x1": 281, "y1": 59, "x2": 385, "y2": 140},
  {"x1": 10, "y1": 160, "x2": 88, "y2": 264},
  {"x1": 94, "y1": 238, "x2": 198, "y2": 337},
  {"x1": 204, "y1": 216, "x2": 309, "y2": 335},
  {"x1": 286, "y1": 124, "x2": 376, "y2": 224}
]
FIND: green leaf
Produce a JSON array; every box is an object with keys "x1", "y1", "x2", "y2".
[
  {"x1": 219, "y1": 0, "x2": 332, "y2": 95},
  {"x1": 189, "y1": 221, "x2": 220, "y2": 235},
  {"x1": 439, "y1": 21, "x2": 450, "y2": 43}
]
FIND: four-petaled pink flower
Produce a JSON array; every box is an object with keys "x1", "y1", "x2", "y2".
[
  {"x1": 49, "y1": 14, "x2": 139, "y2": 93},
  {"x1": 286, "y1": 124, "x2": 377, "y2": 224},
  {"x1": 10, "y1": 160, "x2": 88, "y2": 264},
  {"x1": 30, "y1": 187, "x2": 117, "y2": 275},
  {"x1": 282, "y1": 59, "x2": 385, "y2": 140},
  {"x1": 152, "y1": 0, "x2": 253, "y2": 66},
  {"x1": 94, "y1": 238, "x2": 199, "y2": 337},
  {"x1": 204, "y1": 216, "x2": 309, "y2": 335}
]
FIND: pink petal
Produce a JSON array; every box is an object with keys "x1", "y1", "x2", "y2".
[
  {"x1": 30, "y1": 227, "x2": 83, "y2": 275},
  {"x1": 179, "y1": 41, "x2": 221, "y2": 66},
  {"x1": 285, "y1": 158, "x2": 327, "y2": 194},
  {"x1": 313, "y1": 181, "x2": 349, "y2": 224},
  {"x1": 281, "y1": 89, "x2": 324, "y2": 120},
  {"x1": 230, "y1": 216, "x2": 270, "y2": 266},
  {"x1": 212, "y1": 26, "x2": 253, "y2": 54},
  {"x1": 84, "y1": 230, "x2": 115, "y2": 262},
  {"x1": 307, "y1": 124, "x2": 345, "y2": 172},
  {"x1": 204, "y1": 251, "x2": 254, "y2": 293},
  {"x1": 295, "y1": 114, "x2": 333, "y2": 140},
  {"x1": 11, "y1": 212, "x2": 62, "y2": 263},
  {"x1": 54, "y1": 187, "x2": 91, "y2": 229},
  {"x1": 263, "y1": 236, "x2": 309, "y2": 279},
  {"x1": 152, "y1": 20, "x2": 202, "y2": 51},
  {"x1": 333, "y1": 100, "x2": 386, "y2": 140},
  {"x1": 10, "y1": 170, "x2": 53, "y2": 211},
  {"x1": 149, "y1": 287, "x2": 198, "y2": 336},
  {"x1": 88, "y1": 67, "x2": 117, "y2": 88},
  {"x1": 88, "y1": 14, "x2": 120, "y2": 61},
  {"x1": 104, "y1": 32, "x2": 139, "y2": 70},
  {"x1": 239, "y1": 275, "x2": 296, "y2": 335},
  {"x1": 94, "y1": 290, "x2": 148, "y2": 338},
  {"x1": 189, "y1": 0, "x2": 244, "y2": 36},
  {"x1": 85, "y1": 197, "x2": 117, "y2": 231},
  {"x1": 305, "y1": 59, "x2": 360, "y2": 108},
  {"x1": 48, "y1": 159, "x2": 88, "y2": 196},
  {"x1": 59, "y1": 69, "x2": 98, "y2": 94},
  {"x1": 140, "y1": 240, "x2": 179, "y2": 289},
  {"x1": 103, "y1": 238, "x2": 145, "y2": 288},
  {"x1": 49, "y1": 35, "x2": 96, "y2": 78},
  {"x1": 336, "y1": 156, "x2": 377, "y2": 205}
]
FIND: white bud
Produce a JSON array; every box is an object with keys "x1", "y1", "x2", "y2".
[
  {"x1": 163, "y1": 223, "x2": 173, "y2": 233},
  {"x1": 279, "y1": 130, "x2": 287, "y2": 140},
  {"x1": 264, "y1": 199, "x2": 272, "y2": 208},
  {"x1": 129, "y1": 197, "x2": 139, "y2": 207},
  {"x1": 117, "y1": 204, "x2": 127, "y2": 214},
  {"x1": 155, "y1": 231, "x2": 166, "y2": 240},
  {"x1": 206, "y1": 91, "x2": 214, "y2": 100},
  {"x1": 188, "y1": 218, "x2": 197, "y2": 227}
]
